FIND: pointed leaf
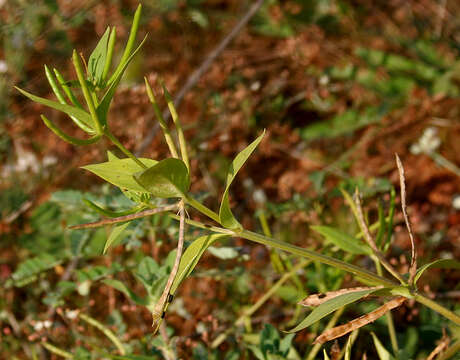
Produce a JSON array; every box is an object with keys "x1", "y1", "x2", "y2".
[
  {"x1": 323, "y1": 350, "x2": 330, "y2": 360},
  {"x1": 371, "y1": 332, "x2": 395, "y2": 360},
  {"x1": 102, "y1": 279, "x2": 148, "y2": 306},
  {"x1": 414, "y1": 259, "x2": 460, "y2": 285},
  {"x1": 311, "y1": 226, "x2": 371, "y2": 255},
  {"x1": 88, "y1": 27, "x2": 111, "y2": 85},
  {"x1": 97, "y1": 35, "x2": 147, "y2": 124},
  {"x1": 170, "y1": 234, "x2": 228, "y2": 295},
  {"x1": 219, "y1": 131, "x2": 265, "y2": 229},
  {"x1": 82, "y1": 158, "x2": 158, "y2": 192},
  {"x1": 287, "y1": 288, "x2": 381, "y2": 333},
  {"x1": 104, "y1": 222, "x2": 129, "y2": 254},
  {"x1": 134, "y1": 158, "x2": 190, "y2": 198},
  {"x1": 15, "y1": 86, "x2": 94, "y2": 130}
]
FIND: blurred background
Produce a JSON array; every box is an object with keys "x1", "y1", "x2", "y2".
[{"x1": 1, "y1": 0, "x2": 460, "y2": 358}]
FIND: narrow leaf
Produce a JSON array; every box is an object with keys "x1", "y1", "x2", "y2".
[
  {"x1": 299, "y1": 286, "x2": 382, "y2": 307},
  {"x1": 311, "y1": 226, "x2": 371, "y2": 255},
  {"x1": 15, "y1": 86, "x2": 93, "y2": 130},
  {"x1": 40, "y1": 115, "x2": 101, "y2": 146},
  {"x1": 323, "y1": 350, "x2": 330, "y2": 360},
  {"x1": 104, "y1": 222, "x2": 130, "y2": 254},
  {"x1": 219, "y1": 131, "x2": 265, "y2": 229},
  {"x1": 97, "y1": 35, "x2": 147, "y2": 124},
  {"x1": 287, "y1": 288, "x2": 381, "y2": 333},
  {"x1": 414, "y1": 259, "x2": 460, "y2": 285},
  {"x1": 313, "y1": 297, "x2": 405, "y2": 344},
  {"x1": 170, "y1": 234, "x2": 228, "y2": 295},
  {"x1": 134, "y1": 158, "x2": 190, "y2": 198},
  {"x1": 371, "y1": 332, "x2": 395, "y2": 360},
  {"x1": 83, "y1": 198, "x2": 145, "y2": 218},
  {"x1": 102, "y1": 279, "x2": 148, "y2": 306},
  {"x1": 82, "y1": 158, "x2": 158, "y2": 192},
  {"x1": 88, "y1": 27, "x2": 111, "y2": 85}
]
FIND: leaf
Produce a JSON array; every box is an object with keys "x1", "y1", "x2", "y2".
[
  {"x1": 323, "y1": 350, "x2": 330, "y2": 360},
  {"x1": 134, "y1": 158, "x2": 190, "y2": 198},
  {"x1": 104, "y1": 222, "x2": 129, "y2": 254},
  {"x1": 102, "y1": 279, "x2": 148, "y2": 306},
  {"x1": 344, "y1": 331, "x2": 358, "y2": 360},
  {"x1": 219, "y1": 131, "x2": 265, "y2": 229},
  {"x1": 287, "y1": 288, "x2": 381, "y2": 333},
  {"x1": 311, "y1": 226, "x2": 371, "y2": 255},
  {"x1": 414, "y1": 259, "x2": 460, "y2": 285},
  {"x1": 11, "y1": 254, "x2": 62, "y2": 287},
  {"x1": 108, "y1": 356, "x2": 157, "y2": 360},
  {"x1": 88, "y1": 27, "x2": 111, "y2": 85},
  {"x1": 170, "y1": 234, "x2": 228, "y2": 295},
  {"x1": 15, "y1": 86, "x2": 94, "y2": 130},
  {"x1": 97, "y1": 35, "x2": 147, "y2": 125},
  {"x1": 371, "y1": 332, "x2": 395, "y2": 360},
  {"x1": 82, "y1": 158, "x2": 158, "y2": 192}
]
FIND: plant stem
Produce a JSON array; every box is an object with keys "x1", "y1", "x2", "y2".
[
  {"x1": 79, "y1": 313, "x2": 125, "y2": 355},
  {"x1": 42, "y1": 342, "x2": 73, "y2": 359},
  {"x1": 211, "y1": 259, "x2": 310, "y2": 348},
  {"x1": 413, "y1": 293, "x2": 460, "y2": 325},
  {"x1": 374, "y1": 257, "x2": 399, "y2": 354},
  {"x1": 105, "y1": 130, "x2": 147, "y2": 169},
  {"x1": 239, "y1": 229, "x2": 397, "y2": 287},
  {"x1": 437, "y1": 340, "x2": 460, "y2": 360},
  {"x1": 305, "y1": 307, "x2": 345, "y2": 360},
  {"x1": 185, "y1": 195, "x2": 221, "y2": 223}
]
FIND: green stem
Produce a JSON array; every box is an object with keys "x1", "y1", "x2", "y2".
[
  {"x1": 429, "y1": 151, "x2": 460, "y2": 177},
  {"x1": 42, "y1": 342, "x2": 73, "y2": 359},
  {"x1": 413, "y1": 293, "x2": 460, "y2": 325},
  {"x1": 185, "y1": 195, "x2": 220, "y2": 223},
  {"x1": 239, "y1": 229, "x2": 396, "y2": 287},
  {"x1": 79, "y1": 313, "x2": 126, "y2": 355},
  {"x1": 374, "y1": 257, "x2": 399, "y2": 354},
  {"x1": 105, "y1": 130, "x2": 147, "y2": 169}
]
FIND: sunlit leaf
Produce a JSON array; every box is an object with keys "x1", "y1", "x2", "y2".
[
  {"x1": 134, "y1": 158, "x2": 190, "y2": 198},
  {"x1": 219, "y1": 131, "x2": 265, "y2": 229},
  {"x1": 104, "y1": 222, "x2": 130, "y2": 254},
  {"x1": 15, "y1": 86, "x2": 94, "y2": 130},
  {"x1": 170, "y1": 234, "x2": 228, "y2": 295},
  {"x1": 414, "y1": 259, "x2": 460, "y2": 285},
  {"x1": 287, "y1": 288, "x2": 381, "y2": 333},
  {"x1": 82, "y1": 158, "x2": 158, "y2": 192},
  {"x1": 311, "y1": 225, "x2": 371, "y2": 255},
  {"x1": 88, "y1": 27, "x2": 111, "y2": 85}
]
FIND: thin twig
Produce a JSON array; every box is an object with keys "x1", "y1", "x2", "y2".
[
  {"x1": 354, "y1": 191, "x2": 407, "y2": 284},
  {"x1": 69, "y1": 204, "x2": 178, "y2": 229},
  {"x1": 395, "y1": 154, "x2": 417, "y2": 285},
  {"x1": 136, "y1": 0, "x2": 265, "y2": 156},
  {"x1": 427, "y1": 331, "x2": 450, "y2": 360},
  {"x1": 152, "y1": 200, "x2": 186, "y2": 333}
]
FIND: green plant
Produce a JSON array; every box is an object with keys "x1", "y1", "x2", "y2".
[{"x1": 16, "y1": 4, "x2": 460, "y2": 358}]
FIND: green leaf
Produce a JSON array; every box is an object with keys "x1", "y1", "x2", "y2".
[
  {"x1": 170, "y1": 234, "x2": 228, "y2": 295},
  {"x1": 219, "y1": 131, "x2": 265, "y2": 229},
  {"x1": 15, "y1": 86, "x2": 94, "y2": 130},
  {"x1": 102, "y1": 279, "x2": 148, "y2": 306},
  {"x1": 97, "y1": 35, "x2": 147, "y2": 125},
  {"x1": 108, "y1": 356, "x2": 157, "y2": 360},
  {"x1": 311, "y1": 226, "x2": 371, "y2": 255},
  {"x1": 287, "y1": 288, "x2": 381, "y2": 333},
  {"x1": 11, "y1": 254, "x2": 62, "y2": 287},
  {"x1": 82, "y1": 158, "x2": 158, "y2": 192},
  {"x1": 88, "y1": 27, "x2": 111, "y2": 85},
  {"x1": 134, "y1": 158, "x2": 190, "y2": 198},
  {"x1": 323, "y1": 350, "x2": 330, "y2": 360},
  {"x1": 371, "y1": 332, "x2": 395, "y2": 360},
  {"x1": 414, "y1": 259, "x2": 460, "y2": 285},
  {"x1": 344, "y1": 330, "x2": 358, "y2": 360},
  {"x1": 104, "y1": 222, "x2": 130, "y2": 254}
]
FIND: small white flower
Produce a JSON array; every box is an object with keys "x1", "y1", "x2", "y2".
[
  {"x1": 411, "y1": 127, "x2": 441, "y2": 155},
  {"x1": 65, "y1": 309, "x2": 79, "y2": 320}
]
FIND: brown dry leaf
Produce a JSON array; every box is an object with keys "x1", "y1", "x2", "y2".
[
  {"x1": 298, "y1": 286, "x2": 383, "y2": 307},
  {"x1": 313, "y1": 297, "x2": 406, "y2": 344},
  {"x1": 426, "y1": 331, "x2": 450, "y2": 360}
]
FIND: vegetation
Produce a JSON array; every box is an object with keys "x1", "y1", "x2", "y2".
[{"x1": 2, "y1": 1, "x2": 460, "y2": 359}]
